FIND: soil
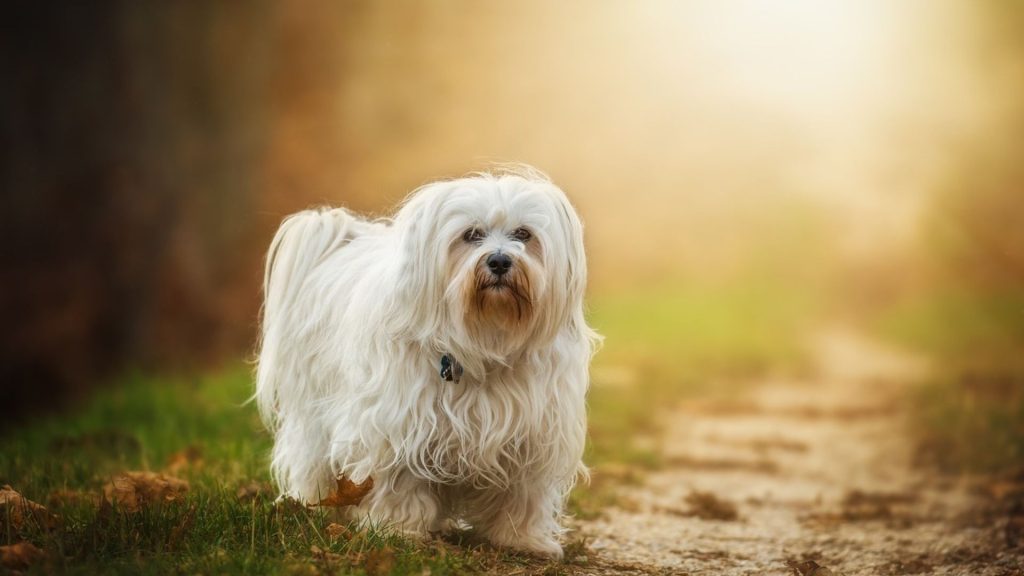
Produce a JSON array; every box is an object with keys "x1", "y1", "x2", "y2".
[{"x1": 571, "y1": 330, "x2": 1024, "y2": 575}]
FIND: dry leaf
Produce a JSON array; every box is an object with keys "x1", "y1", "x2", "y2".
[
  {"x1": 168, "y1": 505, "x2": 197, "y2": 550},
  {"x1": 326, "y1": 522, "x2": 351, "y2": 541},
  {"x1": 274, "y1": 496, "x2": 307, "y2": 516},
  {"x1": 317, "y1": 475, "x2": 373, "y2": 508},
  {"x1": 103, "y1": 471, "x2": 189, "y2": 512},
  {"x1": 787, "y1": 559, "x2": 835, "y2": 576},
  {"x1": 0, "y1": 486, "x2": 57, "y2": 529},
  {"x1": 365, "y1": 547, "x2": 397, "y2": 576},
  {"x1": 984, "y1": 480, "x2": 1024, "y2": 501},
  {"x1": 165, "y1": 445, "x2": 204, "y2": 475},
  {"x1": 0, "y1": 541, "x2": 45, "y2": 569},
  {"x1": 1007, "y1": 514, "x2": 1024, "y2": 548},
  {"x1": 236, "y1": 481, "x2": 272, "y2": 502},
  {"x1": 310, "y1": 544, "x2": 343, "y2": 564},
  {"x1": 685, "y1": 491, "x2": 739, "y2": 521},
  {"x1": 48, "y1": 489, "x2": 99, "y2": 509}
]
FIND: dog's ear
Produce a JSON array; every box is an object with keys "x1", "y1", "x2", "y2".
[
  {"x1": 383, "y1": 182, "x2": 451, "y2": 341},
  {"x1": 538, "y1": 185, "x2": 599, "y2": 349},
  {"x1": 554, "y1": 191, "x2": 587, "y2": 313},
  {"x1": 559, "y1": 189, "x2": 602, "y2": 352}
]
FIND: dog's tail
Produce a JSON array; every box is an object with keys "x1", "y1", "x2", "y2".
[{"x1": 255, "y1": 207, "x2": 369, "y2": 430}]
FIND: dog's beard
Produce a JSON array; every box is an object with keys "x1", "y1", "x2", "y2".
[{"x1": 460, "y1": 259, "x2": 536, "y2": 342}]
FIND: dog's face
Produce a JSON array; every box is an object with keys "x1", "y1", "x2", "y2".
[
  {"x1": 393, "y1": 173, "x2": 587, "y2": 358},
  {"x1": 448, "y1": 198, "x2": 545, "y2": 343}
]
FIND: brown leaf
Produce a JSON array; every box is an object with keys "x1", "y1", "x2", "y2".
[
  {"x1": 317, "y1": 475, "x2": 373, "y2": 508},
  {"x1": 0, "y1": 541, "x2": 45, "y2": 569},
  {"x1": 0, "y1": 486, "x2": 57, "y2": 529},
  {"x1": 984, "y1": 480, "x2": 1024, "y2": 501},
  {"x1": 168, "y1": 504, "x2": 197, "y2": 550},
  {"x1": 236, "y1": 481, "x2": 272, "y2": 502},
  {"x1": 786, "y1": 559, "x2": 835, "y2": 576},
  {"x1": 165, "y1": 445, "x2": 204, "y2": 475},
  {"x1": 1007, "y1": 514, "x2": 1024, "y2": 548},
  {"x1": 103, "y1": 471, "x2": 189, "y2": 512},
  {"x1": 273, "y1": 496, "x2": 308, "y2": 516},
  {"x1": 364, "y1": 547, "x2": 396, "y2": 576},
  {"x1": 310, "y1": 544, "x2": 343, "y2": 564},
  {"x1": 326, "y1": 522, "x2": 351, "y2": 541},
  {"x1": 47, "y1": 489, "x2": 99, "y2": 509},
  {"x1": 684, "y1": 491, "x2": 739, "y2": 521}
]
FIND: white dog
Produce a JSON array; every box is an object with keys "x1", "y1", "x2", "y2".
[{"x1": 255, "y1": 168, "x2": 598, "y2": 557}]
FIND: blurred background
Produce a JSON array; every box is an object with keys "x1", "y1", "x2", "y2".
[{"x1": 2, "y1": 0, "x2": 1022, "y2": 464}]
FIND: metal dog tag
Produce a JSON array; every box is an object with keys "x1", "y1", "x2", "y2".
[{"x1": 440, "y1": 353, "x2": 463, "y2": 383}]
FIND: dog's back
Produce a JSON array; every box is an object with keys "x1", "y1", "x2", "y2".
[
  {"x1": 255, "y1": 208, "x2": 387, "y2": 497},
  {"x1": 263, "y1": 208, "x2": 384, "y2": 318}
]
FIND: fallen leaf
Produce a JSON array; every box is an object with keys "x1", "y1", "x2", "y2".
[
  {"x1": 326, "y1": 522, "x2": 351, "y2": 541},
  {"x1": 843, "y1": 489, "x2": 916, "y2": 507},
  {"x1": 317, "y1": 475, "x2": 373, "y2": 508},
  {"x1": 0, "y1": 541, "x2": 45, "y2": 569},
  {"x1": 593, "y1": 463, "x2": 643, "y2": 485},
  {"x1": 786, "y1": 559, "x2": 835, "y2": 576},
  {"x1": 165, "y1": 445, "x2": 204, "y2": 474},
  {"x1": 1006, "y1": 514, "x2": 1024, "y2": 548},
  {"x1": 684, "y1": 491, "x2": 739, "y2": 521},
  {"x1": 273, "y1": 496, "x2": 308, "y2": 516},
  {"x1": 310, "y1": 544, "x2": 343, "y2": 564},
  {"x1": 168, "y1": 504, "x2": 197, "y2": 550},
  {"x1": 0, "y1": 486, "x2": 57, "y2": 529},
  {"x1": 103, "y1": 471, "x2": 189, "y2": 512},
  {"x1": 563, "y1": 537, "x2": 589, "y2": 565},
  {"x1": 48, "y1": 489, "x2": 99, "y2": 509},
  {"x1": 666, "y1": 455, "x2": 779, "y2": 474},
  {"x1": 883, "y1": 555, "x2": 933, "y2": 574},
  {"x1": 236, "y1": 481, "x2": 272, "y2": 502},
  {"x1": 365, "y1": 547, "x2": 396, "y2": 576}
]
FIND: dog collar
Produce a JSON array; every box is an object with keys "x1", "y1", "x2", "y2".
[{"x1": 440, "y1": 353, "x2": 463, "y2": 383}]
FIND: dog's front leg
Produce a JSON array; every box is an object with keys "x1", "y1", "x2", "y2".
[
  {"x1": 474, "y1": 483, "x2": 564, "y2": 559},
  {"x1": 359, "y1": 469, "x2": 445, "y2": 537}
]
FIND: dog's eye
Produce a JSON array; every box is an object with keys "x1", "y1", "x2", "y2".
[
  {"x1": 463, "y1": 228, "x2": 485, "y2": 243},
  {"x1": 511, "y1": 227, "x2": 532, "y2": 242}
]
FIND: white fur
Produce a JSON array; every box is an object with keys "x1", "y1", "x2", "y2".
[{"x1": 255, "y1": 169, "x2": 599, "y2": 557}]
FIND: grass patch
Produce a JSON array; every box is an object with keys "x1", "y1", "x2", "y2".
[
  {"x1": 2, "y1": 281, "x2": 819, "y2": 572},
  {"x1": 0, "y1": 371, "x2": 531, "y2": 575},
  {"x1": 570, "y1": 280, "x2": 819, "y2": 517},
  {"x1": 911, "y1": 371, "x2": 1024, "y2": 473},
  {"x1": 876, "y1": 289, "x2": 1024, "y2": 474},
  {"x1": 877, "y1": 290, "x2": 1024, "y2": 365}
]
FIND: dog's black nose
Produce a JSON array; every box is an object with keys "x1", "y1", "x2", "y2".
[{"x1": 486, "y1": 252, "x2": 513, "y2": 276}]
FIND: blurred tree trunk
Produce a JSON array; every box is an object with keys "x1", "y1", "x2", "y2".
[{"x1": 0, "y1": 2, "x2": 272, "y2": 425}]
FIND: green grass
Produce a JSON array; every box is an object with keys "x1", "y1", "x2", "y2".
[
  {"x1": 2, "y1": 281, "x2": 819, "y2": 574},
  {"x1": 877, "y1": 289, "x2": 1024, "y2": 367},
  {"x1": 570, "y1": 280, "x2": 819, "y2": 517},
  {"x1": 876, "y1": 289, "x2": 1024, "y2": 473},
  {"x1": 1, "y1": 371, "x2": 537, "y2": 575},
  {"x1": 911, "y1": 371, "x2": 1024, "y2": 473}
]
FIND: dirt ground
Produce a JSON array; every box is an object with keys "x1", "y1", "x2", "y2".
[{"x1": 572, "y1": 331, "x2": 1024, "y2": 575}]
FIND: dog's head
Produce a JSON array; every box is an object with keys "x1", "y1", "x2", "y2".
[{"x1": 390, "y1": 169, "x2": 588, "y2": 360}]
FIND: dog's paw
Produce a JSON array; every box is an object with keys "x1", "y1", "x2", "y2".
[
  {"x1": 492, "y1": 534, "x2": 564, "y2": 560},
  {"x1": 520, "y1": 537, "x2": 564, "y2": 560},
  {"x1": 428, "y1": 517, "x2": 461, "y2": 536}
]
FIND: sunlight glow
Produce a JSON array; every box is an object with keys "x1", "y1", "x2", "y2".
[{"x1": 688, "y1": 0, "x2": 892, "y2": 117}]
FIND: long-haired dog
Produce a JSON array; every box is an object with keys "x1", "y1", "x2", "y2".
[{"x1": 255, "y1": 168, "x2": 598, "y2": 557}]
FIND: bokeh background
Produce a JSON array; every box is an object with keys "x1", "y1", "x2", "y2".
[
  {"x1": 1, "y1": 3, "x2": 1023, "y2": 573},
  {"x1": 2, "y1": 0, "x2": 1022, "y2": 470}
]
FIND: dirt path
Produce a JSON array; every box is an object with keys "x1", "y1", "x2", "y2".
[{"x1": 574, "y1": 330, "x2": 1022, "y2": 575}]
